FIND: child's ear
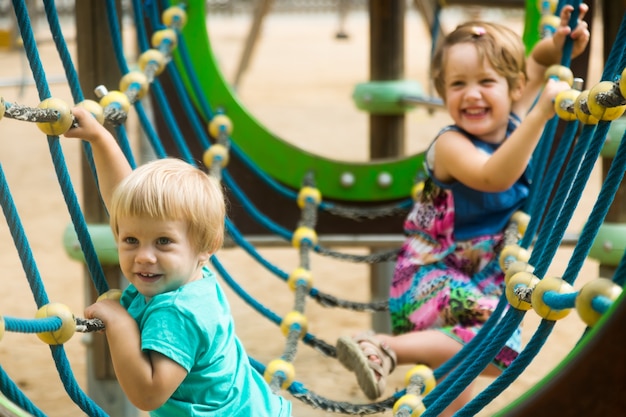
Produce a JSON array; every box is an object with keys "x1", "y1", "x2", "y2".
[
  {"x1": 198, "y1": 251, "x2": 211, "y2": 266},
  {"x1": 510, "y1": 73, "x2": 526, "y2": 101}
]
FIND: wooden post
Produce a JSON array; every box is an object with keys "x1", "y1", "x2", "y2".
[
  {"x1": 75, "y1": 2, "x2": 138, "y2": 415},
  {"x1": 368, "y1": 0, "x2": 406, "y2": 333}
]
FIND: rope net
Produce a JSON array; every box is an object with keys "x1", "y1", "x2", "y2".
[{"x1": 0, "y1": 0, "x2": 624, "y2": 416}]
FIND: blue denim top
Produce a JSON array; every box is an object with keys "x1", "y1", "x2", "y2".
[{"x1": 425, "y1": 115, "x2": 531, "y2": 240}]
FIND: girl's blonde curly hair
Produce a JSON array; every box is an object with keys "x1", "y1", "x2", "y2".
[{"x1": 431, "y1": 21, "x2": 528, "y2": 100}]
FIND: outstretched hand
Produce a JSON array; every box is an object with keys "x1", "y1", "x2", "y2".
[
  {"x1": 64, "y1": 106, "x2": 108, "y2": 142},
  {"x1": 552, "y1": 4, "x2": 590, "y2": 60}
]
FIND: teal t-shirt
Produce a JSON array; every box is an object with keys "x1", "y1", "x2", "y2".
[{"x1": 121, "y1": 267, "x2": 292, "y2": 416}]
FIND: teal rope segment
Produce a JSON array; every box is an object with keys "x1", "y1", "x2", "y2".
[
  {"x1": 105, "y1": 0, "x2": 130, "y2": 75},
  {"x1": 225, "y1": 218, "x2": 291, "y2": 282},
  {"x1": 461, "y1": 320, "x2": 556, "y2": 416},
  {"x1": 562, "y1": 123, "x2": 626, "y2": 282},
  {"x1": 160, "y1": 0, "x2": 215, "y2": 120},
  {"x1": 106, "y1": 0, "x2": 168, "y2": 160},
  {"x1": 114, "y1": 125, "x2": 137, "y2": 169},
  {"x1": 9, "y1": 3, "x2": 111, "y2": 415},
  {"x1": 43, "y1": 0, "x2": 109, "y2": 293},
  {"x1": 12, "y1": 0, "x2": 50, "y2": 100},
  {"x1": 0, "y1": 164, "x2": 50, "y2": 308},
  {"x1": 50, "y1": 347, "x2": 107, "y2": 417},
  {"x1": 4, "y1": 316, "x2": 61, "y2": 334},
  {"x1": 526, "y1": 116, "x2": 559, "y2": 220},
  {"x1": 142, "y1": 0, "x2": 214, "y2": 151},
  {"x1": 0, "y1": 366, "x2": 45, "y2": 417},
  {"x1": 14, "y1": 0, "x2": 110, "y2": 296},
  {"x1": 424, "y1": 310, "x2": 525, "y2": 416},
  {"x1": 222, "y1": 169, "x2": 293, "y2": 241},
  {"x1": 210, "y1": 255, "x2": 329, "y2": 351},
  {"x1": 524, "y1": 121, "x2": 583, "y2": 254}
]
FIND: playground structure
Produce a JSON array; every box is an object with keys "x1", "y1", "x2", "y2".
[{"x1": 0, "y1": 0, "x2": 625, "y2": 416}]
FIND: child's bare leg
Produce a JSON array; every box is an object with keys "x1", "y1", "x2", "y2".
[{"x1": 377, "y1": 330, "x2": 501, "y2": 377}]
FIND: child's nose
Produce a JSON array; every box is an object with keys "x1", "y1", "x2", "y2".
[
  {"x1": 135, "y1": 246, "x2": 156, "y2": 263},
  {"x1": 465, "y1": 85, "x2": 482, "y2": 99}
]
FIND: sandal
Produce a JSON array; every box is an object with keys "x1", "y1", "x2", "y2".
[{"x1": 336, "y1": 332, "x2": 397, "y2": 400}]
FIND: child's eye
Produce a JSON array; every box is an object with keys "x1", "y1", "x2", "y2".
[
  {"x1": 123, "y1": 236, "x2": 138, "y2": 244},
  {"x1": 156, "y1": 237, "x2": 172, "y2": 245}
]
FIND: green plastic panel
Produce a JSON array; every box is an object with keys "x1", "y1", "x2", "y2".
[
  {"x1": 588, "y1": 223, "x2": 626, "y2": 266},
  {"x1": 173, "y1": 0, "x2": 425, "y2": 202}
]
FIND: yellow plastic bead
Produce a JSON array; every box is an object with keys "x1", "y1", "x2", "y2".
[
  {"x1": 35, "y1": 303, "x2": 76, "y2": 345},
  {"x1": 404, "y1": 364, "x2": 436, "y2": 396},
  {"x1": 506, "y1": 271, "x2": 539, "y2": 311},
  {"x1": 99, "y1": 90, "x2": 131, "y2": 113},
  {"x1": 499, "y1": 244, "x2": 531, "y2": 271},
  {"x1": 203, "y1": 144, "x2": 229, "y2": 168},
  {"x1": 540, "y1": 15, "x2": 562, "y2": 37},
  {"x1": 511, "y1": 211, "x2": 530, "y2": 236},
  {"x1": 77, "y1": 99, "x2": 105, "y2": 125},
  {"x1": 120, "y1": 71, "x2": 150, "y2": 100},
  {"x1": 587, "y1": 81, "x2": 626, "y2": 121},
  {"x1": 280, "y1": 311, "x2": 308, "y2": 338},
  {"x1": 620, "y1": 67, "x2": 626, "y2": 101},
  {"x1": 576, "y1": 278, "x2": 622, "y2": 327},
  {"x1": 97, "y1": 289, "x2": 123, "y2": 302},
  {"x1": 538, "y1": 0, "x2": 557, "y2": 14},
  {"x1": 531, "y1": 276, "x2": 574, "y2": 320},
  {"x1": 544, "y1": 64, "x2": 574, "y2": 86},
  {"x1": 392, "y1": 393, "x2": 426, "y2": 417},
  {"x1": 291, "y1": 226, "x2": 318, "y2": 249},
  {"x1": 138, "y1": 49, "x2": 166, "y2": 76},
  {"x1": 554, "y1": 89, "x2": 580, "y2": 121},
  {"x1": 36, "y1": 98, "x2": 73, "y2": 136},
  {"x1": 151, "y1": 28, "x2": 177, "y2": 49},
  {"x1": 287, "y1": 267, "x2": 313, "y2": 292},
  {"x1": 574, "y1": 90, "x2": 599, "y2": 125},
  {"x1": 297, "y1": 186, "x2": 322, "y2": 209},
  {"x1": 264, "y1": 359, "x2": 295, "y2": 390},
  {"x1": 208, "y1": 114, "x2": 233, "y2": 138},
  {"x1": 504, "y1": 260, "x2": 535, "y2": 286},
  {"x1": 162, "y1": 6, "x2": 187, "y2": 28},
  {"x1": 0, "y1": 96, "x2": 5, "y2": 120},
  {"x1": 411, "y1": 181, "x2": 424, "y2": 201}
]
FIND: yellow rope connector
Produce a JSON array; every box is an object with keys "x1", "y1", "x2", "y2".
[
  {"x1": 36, "y1": 98, "x2": 73, "y2": 136},
  {"x1": 292, "y1": 226, "x2": 318, "y2": 249},
  {"x1": 280, "y1": 311, "x2": 308, "y2": 338},
  {"x1": 287, "y1": 267, "x2": 313, "y2": 292},
  {"x1": 264, "y1": 359, "x2": 295, "y2": 390},
  {"x1": 297, "y1": 186, "x2": 322, "y2": 209},
  {"x1": 35, "y1": 303, "x2": 76, "y2": 345}
]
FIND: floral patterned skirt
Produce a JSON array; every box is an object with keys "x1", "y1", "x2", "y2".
[{"x1": 389, "y1": 184, "x2": 520, "y2": 369}]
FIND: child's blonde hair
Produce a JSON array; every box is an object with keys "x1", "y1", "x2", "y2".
[
  {"x1": 109, "y1": 158, "x2": 225, "y2": 254},
  {"x1": 431, "y1": 21, "x2": 528, "y2": 99}
]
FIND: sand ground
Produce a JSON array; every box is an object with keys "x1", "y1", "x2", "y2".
[{"x1": 0, "y1": 5, "x2": 607, "y2": 417}]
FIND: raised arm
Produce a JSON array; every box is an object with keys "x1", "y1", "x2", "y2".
[
  {"x1": 64, "y1": 106, "x2": 132, "y2": 211},
  {"x1": 516, "y1": 3, "x2": 590, "y2": 115}
]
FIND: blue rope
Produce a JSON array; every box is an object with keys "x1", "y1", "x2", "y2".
[
  {"x1": 0, "y1": 164, "x2": 50, "y2": 307},
  {"x1": 8, "y1": 2, "x2": 110, "y2": 415},
  {"x1": 0, "y1": 366, "x2": 45, "y2": 417},
  {"x1": 50, "y1": 346, "x2": 107, "y2": 417},
  {"x1": 4, "y1": 316, "x2": 61, "y2": 334}
]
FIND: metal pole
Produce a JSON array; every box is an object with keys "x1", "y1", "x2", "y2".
[{"x1": 368, "y1": 0, "x2": 406, "y2": 333}]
